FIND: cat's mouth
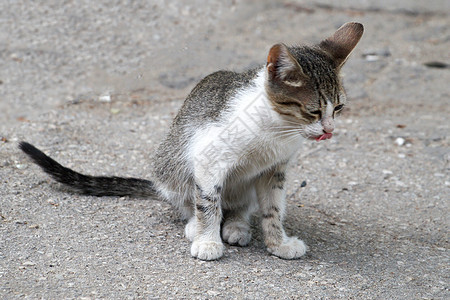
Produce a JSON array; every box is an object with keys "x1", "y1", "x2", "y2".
[{"x1": 313, "y1": 133, "x2": 333, "y2": 141}]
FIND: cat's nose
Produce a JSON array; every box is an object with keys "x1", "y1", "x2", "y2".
[{"x1": 321, "y1": 117, "x2": 334, "y2": 133}]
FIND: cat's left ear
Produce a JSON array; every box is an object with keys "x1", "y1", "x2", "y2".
[
  {"x1": 319, "y1": 22, "x2": 364, "y2": 69},
  {"x1": 267, "y1": 43, "x2": 308, "y2": 87}
]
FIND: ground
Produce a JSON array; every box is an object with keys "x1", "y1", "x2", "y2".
[{"x1": 1, "y1": 0, "x2": 449, "y2": 299}]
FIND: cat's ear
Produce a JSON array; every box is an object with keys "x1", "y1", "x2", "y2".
[
  {"x1": 319, "y1": 22, "x2": 364, "y2": 68},
  {"x1": 267, "y1": 43, "x2": 308, "y2": 87}
]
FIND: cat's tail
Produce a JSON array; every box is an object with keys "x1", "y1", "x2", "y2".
[{"x1": 19, "y1": 141, "x2": 158, "y2": 198}]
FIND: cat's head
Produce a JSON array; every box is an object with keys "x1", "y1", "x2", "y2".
[{"x1": 265, "y1": 22, "x2": 364, "y2": 141}]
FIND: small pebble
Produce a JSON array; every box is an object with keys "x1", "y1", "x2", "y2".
[
  {"x1": 395, "y1": 137, "x2": 405, "y2": 146},
  {"x1": 15, "y1": 163, "x2": 27, "y2": 170},
  {"x1": 47, "y1": 199, "x2": 59, "y2": 207},
  {"x1": 110, "y1": 108, "x2": 120, "y2": 114},
  {"x1": 362, "y1": 49, "x2": 391, "y2": 61},
  {"x1": 364, "y1": 55, "x2": 379, "y2": 62},
  {"x1": 207, "y1": 290, "x2": 220, "y2": 297},
  {"x1": 395, "y1": 180, "x2": 407, "y2": 187},
  {"x1": 98, "y1": 94, "x2": 111, "y2": 102}
]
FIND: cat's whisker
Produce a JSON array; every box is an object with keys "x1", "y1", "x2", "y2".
[
  {"x1": 281, "y1": 119, "x2": 304, "y2": 125},
  {"x1": 271, "y1": 126, "x2": 306, "y2": 132},
  {"x1": 273, "y1": 132, "x2": 302, "y2": 138},
  {"x1": 271, "y1": 123, "x2": 300, "y2": 128},
  {"x1": 274, "y1": 129, "x2": 303, "y2": 135},
  {"x1": 276, "y1": 132, "x2": 303, "y2": 141},
  {"x1": 274, "y1": 128, "x2": 302, "y2": 134}
]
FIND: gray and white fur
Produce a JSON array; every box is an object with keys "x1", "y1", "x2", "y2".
[{"x1": 20, "y1": 22, "x2": 364, "y2": 260}]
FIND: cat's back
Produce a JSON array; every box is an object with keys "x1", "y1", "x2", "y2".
[{"x1": 174, "y1": 68, "x2": 260, "y2": 126}]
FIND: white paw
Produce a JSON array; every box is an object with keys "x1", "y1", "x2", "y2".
[
  {"x1": 191, "y1": 241, "x2": 224, "y2": 261},
  {"x1": 184, "y1": 218, "x2": 196, "y2": 242},
  {"x1": 222, "y1": 221, "x2": 252, "y2": 246},
  {"x1": 267, "y1": 237, "x2": 307, "y2": 259}
]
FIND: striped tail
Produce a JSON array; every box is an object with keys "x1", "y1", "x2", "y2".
[{"x1": 19, "y1": 142, "x2": 157, "y2": 197}]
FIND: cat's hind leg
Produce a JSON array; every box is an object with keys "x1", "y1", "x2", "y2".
[
  {"x1": 185, "y1": 217, "x2": 197, "y2": 242},
  {"x1": 221, "y1": 186, "x2": 257, "y2": 246},
  {"x1": 222, "y1": 212, "x2": 252, "y2": 246}
]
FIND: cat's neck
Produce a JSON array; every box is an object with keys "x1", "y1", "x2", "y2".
[{"x1": 231, "y1": 68, "x2": 301, "y2": 137}]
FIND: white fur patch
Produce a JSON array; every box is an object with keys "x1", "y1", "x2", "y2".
[
  {"x1": 189, "y1": 69, "x2": 305, "y2": 186},
  {"x1": 185, "y1": 217, "x2": 197, "y2": 242},
  {"x1": 283, "y1": 80, "x2": 303, "y2": 87},
  {"x1": 191, "y1": 241, "x2": 224, "y2": 261}
]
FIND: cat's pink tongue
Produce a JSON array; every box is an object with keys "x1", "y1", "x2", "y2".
[{"x1": 315, "y1": 133, "x2": 333, "y2": 142}]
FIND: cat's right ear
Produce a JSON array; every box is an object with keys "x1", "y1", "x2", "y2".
[
  {"x1": 267, "y1": 43, "x2": 308, "y2": 87},
  {"x1": 319, "y1": 22, "x2": 364, "y2": 68}
]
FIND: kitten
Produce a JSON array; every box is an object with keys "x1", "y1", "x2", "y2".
[{"x1": 20, "y1": 22, "x2": 364, "y2": 261}]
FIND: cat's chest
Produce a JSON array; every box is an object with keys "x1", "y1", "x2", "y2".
[
  {"x1": 190, "y1": 111, "x2": 303, "y2": 177},
  {"x1": 227, "y1": 87, "x2": 303, "y2": 162},
  {"x1": 238, "y1": 132, "x2": 301, "y2": 177},
  {"x1": 189, "y1": 71, "x2": 304, "y2": 177}
]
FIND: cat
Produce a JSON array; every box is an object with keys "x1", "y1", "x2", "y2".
[{"x1": 19, "y1": 22, "x2": 364, "y2": 261}]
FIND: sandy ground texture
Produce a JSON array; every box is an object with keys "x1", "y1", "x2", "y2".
[{"x1": 1, "y1": 0, "x2": 449, "y2": 299}]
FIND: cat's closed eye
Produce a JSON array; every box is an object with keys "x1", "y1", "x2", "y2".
[
  {"x1": 334, "y1": 104, "x2": 344, "y2": 112},
  {"x1": 310, "y1": 110, "x2": 322, "y2": 117}
]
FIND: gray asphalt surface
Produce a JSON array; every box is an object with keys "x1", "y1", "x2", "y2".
[{"x1": 1, "y1": 0, "x2": 449, "y2": 299}]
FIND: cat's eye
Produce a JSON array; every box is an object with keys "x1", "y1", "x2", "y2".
[
  {"x1": 334, "y1": 104, "x2": 344, "y2": 112},
  {"x1": 310, "y1": 110, "x2": 322, "y2": 118}
]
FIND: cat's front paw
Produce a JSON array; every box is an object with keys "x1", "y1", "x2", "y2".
[
  {"x1": 267, "y1": 237, "x2": 307, "y2": 259},
  {"x1": 222, "y1": 220, "x2": 252, "y2": 246},
  {"x1": 191, "y1": 241, "x2": 224, "y2": 261}
]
